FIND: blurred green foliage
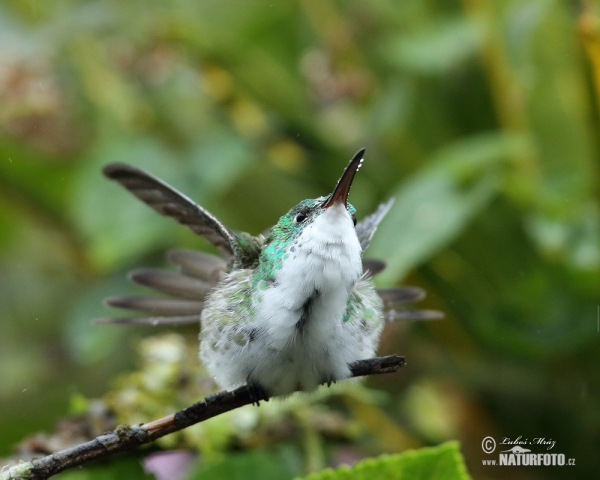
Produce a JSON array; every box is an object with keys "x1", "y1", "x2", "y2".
[{"x1": 0, "y1": 0, "x2": 599, "y2": 479}]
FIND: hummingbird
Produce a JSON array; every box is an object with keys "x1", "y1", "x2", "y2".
[{"x1": 99, "y1": 149, "x2": 440, "y2": 397}]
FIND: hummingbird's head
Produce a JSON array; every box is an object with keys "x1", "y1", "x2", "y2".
[
  {"x1": 253, "y1": 149, "x2": 365, "y2": 292},
  {"x1": 269, "y1": 148, "x2": 364, "y2": 244}
]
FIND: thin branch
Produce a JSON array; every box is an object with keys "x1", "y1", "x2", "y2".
[{"x1": 1, "y1": 355, "x2": 405, "y2": 480}]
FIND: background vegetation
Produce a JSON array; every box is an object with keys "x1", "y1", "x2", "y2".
[{"x1": 0, "y1": 0, "x2": 598, "y2": 479}]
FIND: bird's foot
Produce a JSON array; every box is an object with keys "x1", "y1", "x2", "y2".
[
  {"x1": 246, "y1": 382, "x2": 270, "y2": 406},
  {"x1": 324, "y1": 376, "x2": 337, "y2": 388}
]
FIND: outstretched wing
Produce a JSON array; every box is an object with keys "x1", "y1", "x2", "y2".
[
  {"x1": 103, "y1": 163, "x2": 238, "y2": 261},
  {"x1": 356, "y1": 198, "x2": 394, "y2": 251},
  {"x1": 95, "y1": 249, "x2": 226, "y2": 326},
  {"x1": 96, "y1": 248, "x2": 442, "y2": 326}
]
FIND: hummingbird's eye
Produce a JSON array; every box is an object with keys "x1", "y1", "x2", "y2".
[{"x1": 295, "y1": 212, "x2": 308, "y2": 224}]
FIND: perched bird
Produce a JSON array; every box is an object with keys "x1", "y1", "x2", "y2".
[{"x1": 99, "y1": 149, "x2": 440, "y2": 397}]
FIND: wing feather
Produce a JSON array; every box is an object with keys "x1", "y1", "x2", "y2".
[
  {"x1": 93, "y1": 315, "x2": 199, "y2": 326},
  {"x1": 103, "y1": 163, "x2": 238, "y2": 260},
  {"x1": 105, "y1": 295, "x2": 204, "y2": 314},
  {"x1": 355, "y1": 198, "x2": 394, "y2": 251},
  {"x1": 128, "y1": 268, "x2": 212, "y2": 298},
  {"x1": 385, "y1": 309, "x2": 444, "y2": 321},
  {"x1": 96, "y1": 249, "x2": 224, "y2": 326},
  {"x1": 167, "y1": 249, "x2": 227, "y2": 281}
]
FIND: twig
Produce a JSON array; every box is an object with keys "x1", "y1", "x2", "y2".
[{"x1": 1, "y1": 355, "x2": 405, "y2": 480}]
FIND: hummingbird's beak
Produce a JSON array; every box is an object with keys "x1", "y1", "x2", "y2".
[{"x1": 322, "y1": 148, "x2": 365, "y2": 209}]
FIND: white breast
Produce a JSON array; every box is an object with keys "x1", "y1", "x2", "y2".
[
  {"x1": 200, "y1": 203, "x2": 378, "y2": 396},
  {"x1": 247, "y1": 203, "x2": 365, "y2": 393}
]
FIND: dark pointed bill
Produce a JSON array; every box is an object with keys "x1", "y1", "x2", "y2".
[{"x1": 322, "y1": 148, "x2": 365, "y2": 209}]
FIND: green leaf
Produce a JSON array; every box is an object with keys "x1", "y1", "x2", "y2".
[
  {"x1": 369, "y1": 133, "x2": 526, "y2": 283},
  {"x1": 297, "y1": 442, "x2": 471, "y2": 480}
]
